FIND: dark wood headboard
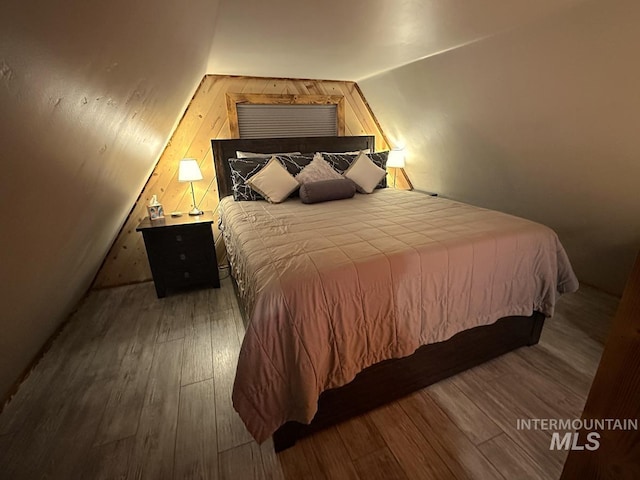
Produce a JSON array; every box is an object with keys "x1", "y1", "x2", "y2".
[{"x1": 211, "y1": 136, "x2": 375, "y2": 199}]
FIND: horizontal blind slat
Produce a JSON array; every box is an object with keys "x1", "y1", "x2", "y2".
[{"x1": 238, "y1": 104, "x2": 337, "y2": 138}]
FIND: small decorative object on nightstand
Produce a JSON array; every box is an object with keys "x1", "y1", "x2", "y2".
[
  {"x1": 136, "y1": 212, "x2": 220, "y2": 298},
  {"x1": 146, "y1": 194, "x2": 165, "y2": 220}
]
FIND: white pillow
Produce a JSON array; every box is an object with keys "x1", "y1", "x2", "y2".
[
  {"x1": 344, "y1": 152, "x2": 387, "y2": 194},
  {"x1": 246, "y1": 157, "x2": 299, "y2": 203},
  {"x1": 296, "y1": 153, "x2": 343, "y2": 184},
  {"x1": 236, "y1": 151, "x2": 301, "y2": 158}
]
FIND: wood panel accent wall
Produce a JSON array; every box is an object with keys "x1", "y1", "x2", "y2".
[{"x1": 93, "y1": 75, "x2": 405, "y2": 288}]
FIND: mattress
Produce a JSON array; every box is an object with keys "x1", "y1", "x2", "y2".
[{"x1": 219, "y1": 189, "x2": 579, "y2": 442}]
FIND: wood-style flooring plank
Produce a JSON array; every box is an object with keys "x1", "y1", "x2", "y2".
[
  {"x1": 38, "y1": 377, "x2": 115, "y2": 479},
  {"x1": 403, "y1": 391, "x2": 503, "y2": 479},
  {"x1": 426, "y1": 377, "x2": 502, "y2": 445},
  {"x1": 0, "y1": 288, "x2": 131, "y2": 479},
  {"x1": 278, "y1": 440, "x2": 311, "y2": 480},
  {"x1": 78, "y1": 436, "x2": 135, "y2": 480},
  {"x1": 258, "y1": 438, "x2": 285, "y2": 480},
  {"x1": 335, "y1": 414, "x2": 386, "y2": 460},
  {"x1": 156, "y1": 292, "x2": 195, "y2": 343},
  {"x1": 127, "y1": 338, "x2": 184, "y2": 480},
  {"x1": 219, "y1": 442, "x2": 266, "y2": 480},
  {"x1": 0, "y1": 287, "x2": 116, "y2": 436},
  {"x1": 451, "y1": 367, "x2": 566, "y2": 480},
  {"x1": 539, "y1": 310, "x2": 606, "y2": 378},
  {"x1": 229, "y1": 300, "x2": 247, "y2": 346},
  {"x1": 211, "y1": 309, "x2": 253, "y2": 451},
  {"x1": 353, "y1": 447, "x2": 409, "y2": 480},
  {"x1": 553, "y1": 287, "x2": 617, "y2": 344},
  {"x1": 207, "y1": 277, "x2": 236, "y2": 313},
  {"x1": 478, "y1": 433, "x2": 548, "y2": 480},
  {"x1": 93, "y1": 286, "x2": 160, "y2": 445},
  {"x1": 308, "y1": 427, "x2": 361, "y2": 479},
  {"x1": 85, "y1": 286, "x2": 148, "y2": 382},
  {"x1": 514, "y1": 345, "x2": 593, "y2": 398},
  {"x1": 174, "y1": 379, "x2": 218, "y2": 480},
  {"x1": 181, "y1": 314, "x2": 214, "y2": 386},
  {"x1": 491, "y1": 360, "x2": 586, "y2": 422},
  {"x1": 369, "y1": 402, "x2": 454, "y2": 480}
]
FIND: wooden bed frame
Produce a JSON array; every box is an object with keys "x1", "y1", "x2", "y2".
[{"x1": 211, "y1": 135, "x2": 546, "y2": 451}]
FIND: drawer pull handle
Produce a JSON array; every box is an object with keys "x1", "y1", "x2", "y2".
[
  {"x1": 179, "y1": 253, "x2": 186, "y2": 261},
  {"x1": 176, "y1": 234, "x2": 183, "y2": 242}
]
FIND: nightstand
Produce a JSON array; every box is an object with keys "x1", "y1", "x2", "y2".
[{"x1": 136, "y1": 212, "x2": 220, "y2": 298}]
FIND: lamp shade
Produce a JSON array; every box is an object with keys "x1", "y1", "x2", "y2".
[
  {"x1": 178, "y1": 158, "x2": 203, "y2": 182},
  {"x1": 386, "y1": 149, "x2": 405, "y2": 168}
]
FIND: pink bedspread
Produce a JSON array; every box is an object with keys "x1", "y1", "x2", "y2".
[{"x1": 219, "y1": 189, "x2": 578, "y2": 442}]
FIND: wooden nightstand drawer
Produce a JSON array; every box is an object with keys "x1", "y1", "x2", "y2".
[
  {"x1": 163, "y1": 249, "x2": 209, "y2": 268},
  {"x1": 164, "y1": 264, "x2": 214, "y2": 286},
  {"x1": 136, "y1": 213, "x2": 220, "y2": 298},
  {"x1": 157, "y1": 226, "x2": 210, "y2": 250}
]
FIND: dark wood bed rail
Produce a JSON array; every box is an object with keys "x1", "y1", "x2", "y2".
[{"x1": 272, "y1": 312, "x2": 545, "y2": 451}]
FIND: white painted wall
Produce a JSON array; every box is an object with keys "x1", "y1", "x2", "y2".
[
  {"x1": 0, "y1": 0, "x2": 220, "y2": 398},
  {"x1": 207, "y1": 0, "x2": 582, "y2": 81},
  {"x1": 360, "y1": 0, "x2": 640, "y2": 295}
]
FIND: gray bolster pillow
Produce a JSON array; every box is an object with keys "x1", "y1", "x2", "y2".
[{"x1": 299, "y1": 178, "x2": 356, "y2": 204}]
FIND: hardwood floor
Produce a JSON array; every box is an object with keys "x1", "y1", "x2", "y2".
[{"x1": 0, "y1": 279, "x2": 617, "y2": 479}]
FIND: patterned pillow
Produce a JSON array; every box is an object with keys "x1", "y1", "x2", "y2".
[
  {"x1": 229, "y1": 154, "x2": 313, "y2": 201},
  {"x1": 320, "y1": 151, "x2": 389, "y2": 188},
  {"x1": 296, "y1": 153, "x2": 344, "y2": 184},
  {"x1": 276, "y1": 153, "x2": 314, "y2": 176}
]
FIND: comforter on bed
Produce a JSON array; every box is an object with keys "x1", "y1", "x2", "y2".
[{"x1": 219, "y1": 189, "x2": 578, "y2": 442}]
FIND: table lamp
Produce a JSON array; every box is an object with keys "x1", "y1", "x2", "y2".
[
  {"x1": 386, "y1": 149, "x2": 405, "y2": 188},
  {"x1": 178, "y1": 158, "x2": 204, "y2": 215}
]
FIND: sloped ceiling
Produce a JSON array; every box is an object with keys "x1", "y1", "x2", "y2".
[
  {"x1": 0, "y1": 0, "x2": 220, "y2": 398},
  {"x1": 207, "y1": 0, "x2": 583, "y2": 81}
]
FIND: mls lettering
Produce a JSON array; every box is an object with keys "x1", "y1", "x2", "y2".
[{"x1": 549, "y1": 432, "x2": 600, "y2": 450}]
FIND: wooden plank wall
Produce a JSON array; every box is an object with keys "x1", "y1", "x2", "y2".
[{"x1": 93, "y1": 75, "x2": 400, "y2": 288}]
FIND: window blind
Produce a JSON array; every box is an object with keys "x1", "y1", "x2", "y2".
[{"x1": 237, "y1": 104, "x2": 337, "y2": 139}]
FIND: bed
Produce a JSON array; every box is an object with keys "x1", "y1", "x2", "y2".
[{"x1": 211, "y1": 135, "x2": 579, "y2": 451}]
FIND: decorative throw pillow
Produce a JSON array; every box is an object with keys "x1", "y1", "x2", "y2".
[
  {"x1": 320, "y1": 151, "x2": 389, "y2": 188},
  {"x1": 296, "y1": 153, "x2": 344, "y2": 184},
  {"x1": 299, "y1": 178, "x2": 356, "y2": 204},
  {"x1": 246, "y1": 156, "x2": 300, "y2": 203},
  {"x1": 229, "y1": 157, "x2": 269, "y2": 201},
  {"x1": 344, "y1": 152, "x2": 387, "y2": 194},
  {"x1": 228, "y1": 154, "x2": 314, "y2": 201},
  {"x1": 229, "y1": 157, "x2": 270, "y2": 201},
  {"x1": 275, "y1": 153, "x2": 314, "y2": 176},
  {"x1": 368, "y1": 151, "x2": 390, "y2": 188}
]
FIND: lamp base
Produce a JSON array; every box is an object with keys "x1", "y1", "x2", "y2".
[{"x1": 188, "y1": 207, "x2": 203, "y2": 216}]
